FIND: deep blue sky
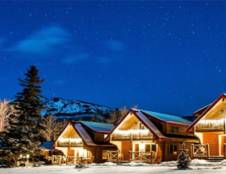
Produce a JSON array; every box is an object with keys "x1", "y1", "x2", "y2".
[{"x1": 0, "y1": 1, "x2": 226, "y2": 116}]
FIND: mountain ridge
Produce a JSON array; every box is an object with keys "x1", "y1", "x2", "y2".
[{"x1": 42, "y1": 97, "x2": 115, "y2": 122}]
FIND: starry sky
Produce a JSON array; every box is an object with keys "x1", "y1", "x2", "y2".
[{"x1": 0, "y1": 1, "x2": 226, "y2": 116}]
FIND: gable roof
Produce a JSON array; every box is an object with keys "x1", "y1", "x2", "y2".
[
  {"x1": 135, "y1": 111, "x2": 166, "y2": 139},
  {"x1": 188, "y1": 93, "x2": 226, "y2": 131},
  {"x1": 55, "y1": 122, "x2": 96, "y2": 146},
  {"x1": 55, "y1": 122, "x2": 117, "y2": 148},
  {"x1": 110, "y1": 109, "x2": 166, "y2": 139},
  {"x1": 74, "y1": 123, "x2": 97, "y2": 146},
  {"x1": 140, "y1": 109, "x2": 191, "y2": 125},
  {"x1": 80, "y1": 121, "x2": 113, "y2": 133}
]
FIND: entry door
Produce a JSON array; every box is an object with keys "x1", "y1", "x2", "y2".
[
  {"x1": 67, "y1": 148, "x2": 74, "y2": 157},
  {"x1": 203, "y1": 132, "x2": 220, "y2": 156},
  {"x1": 121, "y1": 141, "x2": 132, "y2": 160}
]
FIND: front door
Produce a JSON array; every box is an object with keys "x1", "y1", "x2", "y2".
[
  {"x1": 67, "y1": 147, "x2": 75, "y2": 163},
  {"x1": 203, "y1": 132, "x2": 220, "y2": 156},
  {"x1": 121, "y1": 141, "x2": 132, "y2": 160}
]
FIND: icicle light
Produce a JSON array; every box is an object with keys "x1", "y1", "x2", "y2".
[
  {"x1": 114, "y1": 129, "x2": 150, "y2": 136},
  {"x1": 58, "y1": 137, "x2": 83, "y2": 143},
  {"x1": 198, "y1": 119, "x2": 225, "y2": 129}
]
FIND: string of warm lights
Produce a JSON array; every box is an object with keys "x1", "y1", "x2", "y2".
[
  {"x1": 198, "y1": 119, "x2": 225, "y2": 128},
  {"x1": 58, "y1": 137, "x2": 83, "y2": 143},
  {"x1": 114, "y1": 129, "x2": 151, "y2": 136}
]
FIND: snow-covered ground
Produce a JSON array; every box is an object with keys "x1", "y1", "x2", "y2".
[{"x1": 1, "y1": 160, "x2": 226, "y2": 174}]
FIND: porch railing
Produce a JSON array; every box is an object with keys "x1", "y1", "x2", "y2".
[
  {"x1": 50, "y1": 155, "x2": 93, "y2": 164},
  {"x1": 130, "y1": 151, "x2": 156, "y2": 163},
  {"x1": 104, "y1": 150, "x2": 120, "y2": 162},
  {"x1": 105, "y1": 150, "x2": 156, "y2": 163},
  {"x1": 192, "y1": 144, "x2": 209, "y2": 158}
]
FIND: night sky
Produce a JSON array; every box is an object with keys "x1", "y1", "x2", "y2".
[{"x1": 0, "y1": 1, "x2": 226, "y2": 116}]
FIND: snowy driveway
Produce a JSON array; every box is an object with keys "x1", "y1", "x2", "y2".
[{"x1": 1, "y1": 160, "x2": 226, "y2": 174}]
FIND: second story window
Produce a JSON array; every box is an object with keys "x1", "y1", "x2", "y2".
[{"x1": 171, "y1": 126, "x2": 179, "y2": 134}]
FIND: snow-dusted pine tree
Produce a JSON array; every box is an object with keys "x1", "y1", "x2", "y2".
[
  {"x1": 177, "y1": 149, "x2": 191, "y2": 170},
  {"x1": 0, "y1": 65, "x2": 47, "y2": 166}
]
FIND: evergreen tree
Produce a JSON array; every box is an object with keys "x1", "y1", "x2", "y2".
[
  {"x1": 0, "y1": 65, "x2": 47, "y2": 166},
  {"x1": 177, "y1": 149, "x2": 191, "y2": 170}
]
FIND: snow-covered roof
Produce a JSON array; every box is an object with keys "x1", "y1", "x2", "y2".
[
  {"x1": 80, "y1": 121, "x2": 114, "y2": 133},
  {"x1": 141, "y1": 110, "x2": 191, "y2": 124}
]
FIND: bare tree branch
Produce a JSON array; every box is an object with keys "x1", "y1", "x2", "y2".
[{"x1": 0, "y1": 100, "x2": 13, "y2": 132}]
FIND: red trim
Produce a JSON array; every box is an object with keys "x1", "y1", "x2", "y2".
[
  {"x1": 187, "y1": 93, "x2": 226, "y2": 131},
  {"x1": 135, "y1": 111, "x2": 166, "y2": 139},
  {"x1": 193, "y1": 104, "x2": 210, "y2": 115},
  {"x1": 72, "y1": 123, "x2": 93, "y2": 146}
]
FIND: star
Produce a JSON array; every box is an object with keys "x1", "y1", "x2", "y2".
[
  {"x1": 28, "y1": 13, "x2": 33, "y2": 17},
  {"x1": 216, "y1": 66, "x2": 222, "y2": 73}
]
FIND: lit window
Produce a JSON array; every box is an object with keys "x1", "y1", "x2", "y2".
[{"x1": 169, "y1": 144, "x2": 178, "y2": 154}]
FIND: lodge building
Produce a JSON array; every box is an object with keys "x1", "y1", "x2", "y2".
[
  {"x1": 188, "y1": 94, "x2": 226, "y2": 158},
  {"x1": 54, "y1": 121, "x2": 117, "y2": 163},
  {"x1": 49, "y1": 94, "x2": 226, "y2": 164},
  {"x1": 109, "y1": 109, "x2": 199, "y2": 163}
]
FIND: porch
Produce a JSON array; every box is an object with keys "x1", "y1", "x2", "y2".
[{"x1": 103, "y1": 150, "x2": 157, "y2": 163}]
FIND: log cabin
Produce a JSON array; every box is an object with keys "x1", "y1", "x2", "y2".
[
  {"x1": 54, "y1": 121, "x2": 117, "y2": 164},
  {"x1": 188, "y1": 94, "x2": 226, "y2": 159},
  {"x1": 108, "y1": 108, "x2": 199, "y2": 163}
]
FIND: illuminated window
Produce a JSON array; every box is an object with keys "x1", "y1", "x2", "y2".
[{"x1": 169, "y1": 144, "x2": 177, "y2": 154}]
